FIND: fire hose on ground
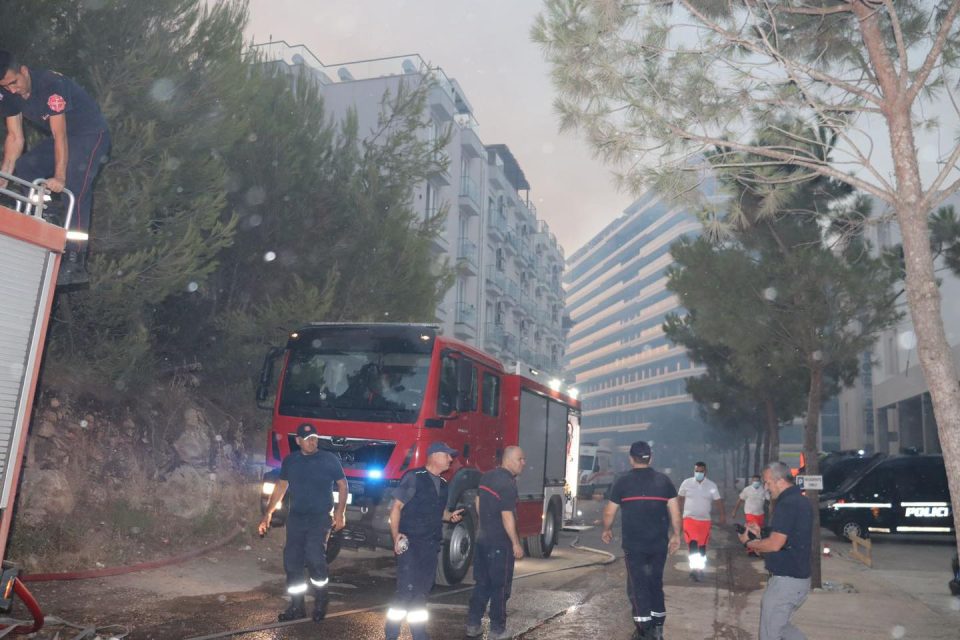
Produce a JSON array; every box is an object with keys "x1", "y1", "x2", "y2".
[
  {"x1": 184, "y1": 537, "x2": 617, "y2": 640},
  {"x1": 0, "y1": 525, "x2": 244, "y2": 637}
]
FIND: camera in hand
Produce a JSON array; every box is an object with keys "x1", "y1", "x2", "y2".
[{"x1": 735, "y1": 523, "x2": 770, "y2": 540}]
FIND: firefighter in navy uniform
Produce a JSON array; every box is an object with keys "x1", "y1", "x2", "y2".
[
  {"x1": 602, "y1": 441, "x2": 682, "y2": 640},
  {"x1": 259, "y1": 423, "x2": 348, "y2": 623},
  {"x1": 385, "y1": 442, "x2": 464, "y2": 640},
  {"x1": 0, "y1": 50, "x2": 111, "y2": 288}
]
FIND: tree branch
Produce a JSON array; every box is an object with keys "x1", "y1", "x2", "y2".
[
  {"x1": 678, "y1": 0, "x2": 884, "y2": 106},
  {"x1": 668, "y1": 123, "x2": 892, "y2": 202},
  {"x1": 882, "y1": 0, "x2": 910, "y2": 87},
  {"x1": 771, "y1": 4, "x2": 853, "y2": 17},
  {"x1": 906, "y1": 0, "x2": 960, "y2": 104},
  {"x1": 921, "y1": 143, "x2": 960, "y2": 210}
]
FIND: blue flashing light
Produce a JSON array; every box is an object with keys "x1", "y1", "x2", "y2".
[{"x1": 367, "y1": 469, "x2": 384, "y2": 480}]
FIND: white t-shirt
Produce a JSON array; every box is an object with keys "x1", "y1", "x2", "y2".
[
  {"x1": 678, "y1": 477, "x2": 721, "y2": 520},
  {"x1": 738, "y1": 484, "x2": 769, "y2": 516}
]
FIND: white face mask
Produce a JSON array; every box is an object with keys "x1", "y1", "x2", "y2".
[
  {"x1": 752, "y1": 481, "x2": 761, "y2": 489},
  {"x1": 694, "y1": 471, "x2": 705, "y2": 482}
]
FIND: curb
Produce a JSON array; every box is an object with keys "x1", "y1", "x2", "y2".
[{"x1": 22, "y1": 525, "x2": 246, "y2": 583}]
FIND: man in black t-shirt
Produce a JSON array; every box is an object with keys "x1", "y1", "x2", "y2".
[
  {"x1": 603, "y1": 441, "x2": 681, "y2": 640},
  {"x1": 0, "y1": 50, "x2": 111, "y2": 287},
  {"x1": 259, "y1": 423, "x2": 348, "y2": 623},
  {"x1": 738, "y1": 461, "x2": 813, "y2": 640},
  {"x1": 385, "y1": 441, "x2": 463, "y2": 640},
  {"x1": 465, "y1": 446, "x2": 525, "y2": 640}
]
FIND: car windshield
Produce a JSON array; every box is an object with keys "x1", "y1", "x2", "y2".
[{"x1": 279, "y1": 326, "x2": 435, "y2": 423}]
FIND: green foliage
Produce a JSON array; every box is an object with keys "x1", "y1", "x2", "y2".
[
  {"x1": 664, "y1": 129, "x2": 901, "y2": 460},
  {"x1": 0, "y1": 0, "x2": 453, "y2": 395},
  {"x1": 534, "y1": 1, "x2": 960, "y2": 209}
]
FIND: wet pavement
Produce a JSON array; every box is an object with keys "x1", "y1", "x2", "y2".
[{"x1": 18, "y1": 498, "x2": 959, "y2": 639}]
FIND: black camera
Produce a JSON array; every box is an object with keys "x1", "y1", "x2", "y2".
[
  {"x1": 735, "y1": 523, "x2": 771, "y2": 540},
  {"x1": 735, "y1": 523, "x2": 757, "y2": 540}
]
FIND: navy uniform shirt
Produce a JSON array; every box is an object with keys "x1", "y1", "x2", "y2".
[
  {"x1": 764, "y1": 485, "x2": 813, "y2": 579},
  {"x1": 393, "y1": 468, "x2": 443, "y2": 504},
  {"x1": 608, "y1": 467, "x2": 677, "y2": 553},
  {"x1": 477, "y1": 467, "x2": 518, "y2": 547},
  {"x1": 0, "y1": 68, "x2": 108, "y2": 136},
  {"x1": 279, "y1": 449, "x2": 345, "y2": 517}
]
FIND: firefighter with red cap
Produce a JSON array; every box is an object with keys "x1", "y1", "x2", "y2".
[
  {"x1": 385, "y1": 441, "x2": 463, "y2": 640},
  {"x1": 259, "y1": 423, "x2": 348, "y2": 623}
]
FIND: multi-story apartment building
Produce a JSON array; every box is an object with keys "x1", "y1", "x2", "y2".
[
  {"x1": 837, "y1": 194, "x2": 960, "y2": 455},
  {"x1": 564, "y1": 192, "x2": 708, "y2": 463},
  {"x1": 256, "y1": 41, "x2": 568, "y2": 375}
]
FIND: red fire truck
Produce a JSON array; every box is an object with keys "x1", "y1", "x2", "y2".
[
  {"x1": 0, "y1": 173, "x2": 77, "y2": 633},
  {"x1": 257, "y1": 323, "x2": 581, "y2": 585}
]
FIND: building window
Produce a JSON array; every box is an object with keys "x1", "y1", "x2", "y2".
[{"x1": 482, "y1": 372, "x2": 500, "y2": 416}]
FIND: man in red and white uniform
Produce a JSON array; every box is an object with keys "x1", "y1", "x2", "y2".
[{"x1": 677, "y1": 461, "x2": 725, "y2": 581}]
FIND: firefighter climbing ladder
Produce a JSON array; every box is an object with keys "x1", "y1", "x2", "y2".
[{"x1": 0, "y1": 171, "x2": 73, "y2": 635}]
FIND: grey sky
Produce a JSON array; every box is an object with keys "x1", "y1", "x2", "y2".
[{"x1": 245, "y1": 0, "x2": 631, "y2": 257}]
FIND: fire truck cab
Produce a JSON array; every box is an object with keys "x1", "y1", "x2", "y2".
[{"x1": 257, "y1": 323, "x2": 580, "y2": 585}]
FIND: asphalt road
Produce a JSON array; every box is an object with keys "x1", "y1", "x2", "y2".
[{"x1": 18, "y1": 497, "x2": 958, "y2": 639}]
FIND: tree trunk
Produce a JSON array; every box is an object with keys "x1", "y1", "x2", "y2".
[
  {"x1": 753, "y1": 425, "x2": 770, "y2": 475},
  {"x1": 765, "y1": 398, "x2": 780, "y2": 462},
  {"x1": 743, "y1": 436, "x2": 751, "y2": 479},
  {"x1": 855, "y1": 0, "x2": 960, "y2": 571},
  {"x1": 804, "y1": 362, "x2": 824, "y2": 589}
]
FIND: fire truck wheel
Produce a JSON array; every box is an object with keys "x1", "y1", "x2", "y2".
[
  {"x1": 325, "y1": 534, "x2": 342, "y2": 564},
  {"x1": 526, "y1": 501, "x2": 560, "y2": 558},
  {"x1": 436, "y1": 506, "x2": 476, "y2": 586}
]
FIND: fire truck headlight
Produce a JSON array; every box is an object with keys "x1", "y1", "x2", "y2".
[
  {"x1": 368, "y1": 469, "x2": 383, "y2": 480},
  {"x1": 262, "y1": 482, "x2": 276, "y2": 496}
]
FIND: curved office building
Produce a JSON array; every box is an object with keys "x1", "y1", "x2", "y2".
[{"x1": 564, "y1": 192, "x2": 708, "y2": 470}]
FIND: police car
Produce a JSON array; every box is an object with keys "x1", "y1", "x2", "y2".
[{"x1": 820, "y1": 454, "x2": 954, "y2": 540}]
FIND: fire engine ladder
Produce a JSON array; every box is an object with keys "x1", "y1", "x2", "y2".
[{"x1": 0, "y1": 171, "x2": 73, "y2": 634}]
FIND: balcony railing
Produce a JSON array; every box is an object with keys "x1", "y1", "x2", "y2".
[
  {"x1": 484, "y1": 323, "x2": 506, "y2": 351},
  {"x1": 459, "y1": 175, "x2": 481, "y2": 214},
  {"x1": 505, "y1": 279, "x2": 521, "y2": 302},
  {"x1": 456, "y1": 302, "x2": 477, "y2": 328},
  {"x1": 458, "y1": 238, "x2": 478, "y2": 272},
  {"x1": 487, "y1": 209, "x2": 507, "y2": 240},
  {"x1": 485, "y1": 266, "x2": 506, "y2": 292}
]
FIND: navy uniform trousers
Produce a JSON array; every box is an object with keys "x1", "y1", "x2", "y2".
[
  {"x1": 386, "y1": 537, "x2": 439, "y2": 640},
  {"x1": 14, "y1": 132, "x2": 110, "y2": 235},
  {"x1": 625, "y1": 548, "x2": 668, "y2": 628},
  {"x1": 283, "y1": 512, "x2": 330, "y2": 594},
  {"x1": 466, "y1": 542, "x2": 515, "y2": 634}
]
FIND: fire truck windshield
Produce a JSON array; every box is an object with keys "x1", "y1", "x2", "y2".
[{"x1": 278, "y1": 327, "x2": 435, "y2": 423}]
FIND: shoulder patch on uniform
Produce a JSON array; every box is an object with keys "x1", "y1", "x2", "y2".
[{"x1": 48, "y1": 94, "x2": 66, "y2": 113}]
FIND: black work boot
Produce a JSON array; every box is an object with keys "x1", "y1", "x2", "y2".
[
  {"x1": 651, "y1": 625, "x2": 664, "y2": 640},
  {"x1": 312, "y1": 587, "x2": 328, "y2": 622},
  {"x1": 631, "y1": 622, "x2": 653, "y2": 640},
  {"x1": 57, "y1": 247, "x2": 89, "y2": 290},
  {"x1": 278, "y1": 595, "x2": 306, "y2": 622}
]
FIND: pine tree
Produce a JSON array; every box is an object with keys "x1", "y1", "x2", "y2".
[
  {"x1": 535, "y1": 0, "x2": 960, "y2": 561},
  {"x1": 0, "y1": 0, "x2": 247, "y2": 385},
  {"x1": 664, "y1": 132, "x2": 901, "y2": 586}
]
